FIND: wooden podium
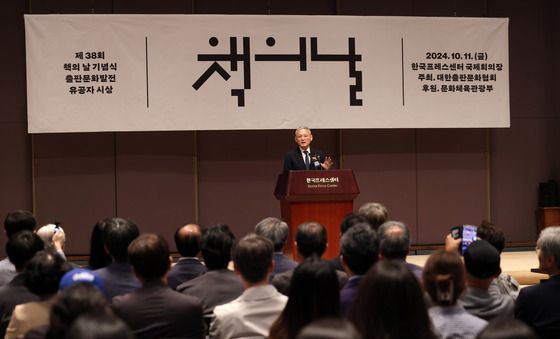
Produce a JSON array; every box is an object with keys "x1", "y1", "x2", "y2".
[{"x1": 274, "y1": 170, "x2": 359, "y2": 260}]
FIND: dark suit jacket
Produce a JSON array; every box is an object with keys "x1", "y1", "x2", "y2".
[
  {"x1": 340, "y1": 275, "x2": 363, "y2": 317},
  {"x1": 272, "y1": 263, "x2": 348, "y2": 296},
  {"x1": 283, "y1": 147, "x2": 326, "y2": 171},
  {"x1": 168, "y1": 258, "x2": 207, "y2": 290},
  {"x1": 272, "y1": 253, "x2": 297, "y2": 277},
  {"x1": 515, "y1": 274, "x2": 560, "y2": 339},
  {"x1": 113, "y1": 281, "x2": 204, "y2": 339},
  {"x1": 176, "y1": 269, "x2": 244, "y2": 317},
  {"x1": 95, "y1": 262, "x2": 141, "y2": 302},
  {"x1": 0, "y1": 274, "x2": 39, "y2": 338}
]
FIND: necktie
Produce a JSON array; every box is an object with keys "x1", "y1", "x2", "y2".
[{"x1": 304, "y1": 151, "x2": 310, "y2": 169}]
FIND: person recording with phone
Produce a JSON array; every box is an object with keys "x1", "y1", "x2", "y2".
[{"x1": 283, "y1": 127, "x2": 334, "y2": 171}]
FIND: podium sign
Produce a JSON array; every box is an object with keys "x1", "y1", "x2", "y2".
[{"x1": 275, "y1": 170, "x2": 359, "y2": 259}]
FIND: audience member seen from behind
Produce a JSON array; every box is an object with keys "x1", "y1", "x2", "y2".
[
  {"x1": 476, "y1": 318, "x2": 537, "y2": 339},
  {"x1": 462, "y1": 240, "x2": 514, "y2": 321},
  {"x1": 350, "y1": 260, "x2": 437, "y2": 339},
  {"x1": 64, "y1": 313, "x2": 134, "y2": 339},
  {"x1": 270, "y1": 256, "x2": 340, "y2": 339},
  {"x1": 112, "y1": 233, "x2": 204, "y2": 339},
  {"x1": 272, "y1": 222, "x2": 347, "y2": 295},
  {"x1": 0, "y1": 231, "x2": 44, "y2": 338},
  {"x1": 515, "y1": 226, "x2": 560, "y2": 339},
  {"x1": 35, "y1": 223, "x2": 67, "y2": 261},
  {"x1": 31, "y1": 283, "x2": 109, "y2": 339},
  {"x1": 88, "y1": 219, "x2": 112, "y2": 270},
  {"x1": 177, "y1": 224, "x2": 243, "y2": 322},
  {"x1": 5, "y1": 249, "x2": 70, "y2": 339},
  {"x1": 423, "y1": 250, "x2": 487, "y2": 339},
  {"x1": 0, "y1": 210, "x2": 37, "y2": 286},
  {"x1": 378, "y1": 220, "x2": 423, "y2": 279},
  {"x1": 210, "y1": 234, "x2": 287, "y2": 339},
  {"x1": 95, "y1": 217, "x2": 141, "y2": 301},
  {"x1": 477, "y1": 220, "x2": 520, "y2": 299},
  {"x1": 168, "y1": 223, "x2": 206, "y2": 289},
  {"x1": 339, "y1": 223, "x2": 378, "y2": 317},
  {"x1": 255, "y1": 217, "x2": 297, "y2": 276},
  {"x1": 357, "y1": 202, "x2": 388, "y2": 230},
  {"x1": 329, "y1": 212, "x2": 370, "y2": 272},
  {"x1": 296, "y1": 317, "x2": 362, "y2": 339}
]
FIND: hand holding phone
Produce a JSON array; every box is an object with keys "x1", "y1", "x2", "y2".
[{"x1": 449, "y1": 225, "x2": 478, "y2": 255}]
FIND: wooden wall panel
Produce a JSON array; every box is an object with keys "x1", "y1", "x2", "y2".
[
  {"x1": 115, "y1": 132, "x2": 196, "y2": 251},
  {"x1": 33, "y1": 133, "x2": 116, "y2": 255},
  {"x1": 342, "y1": 129, "x2": 418, "y2": 242},
  {"x1": 113, "y1": 0, "x2": 193, "y2": 14},
  {"x1": 269, "y1": 0, "x2": 337, "y2": 15},
  {"x1": 339, "y1": 0, "x2": 413, "y2": 15},
  {"x1": 193, "y1": 0, "x2": 268, "y2": 14},
  {"x1": 416, "y1": 129, "x2": 488, "y2": 243}
]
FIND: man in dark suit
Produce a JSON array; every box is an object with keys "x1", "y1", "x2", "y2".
[
  {"x1": 0, "y1": 210, "x2": 37, "y2": 286},
  {"x1": 95, "y1": 218, "x2": 141, "y2": 301},
  {"x1": 283, "y1": 127, "x2": 333, "y2": 171},
  {"x1": 378, "y1": 220, "x2": 423, "y2": 280},
  {"x1": 255, "y1": 217, "x2": 297, "y2": 277},
  {"x1": 0, "y1": 231, "x2": 43, "y2": 338},
  {"x1": 515, "y1": 226, "x2": 560, "y2": 339},
  {"x1": 272, "y1": 222, "x2": 347, "y2": 295},
  {"x1": 112, "y1": 233, "x2": 205, "y2": 339},
  {"x1": 339, "y1": 223, "x2": 378, "y2": 317},
  {"x1": 177, "y1": 225, "x2": 243, "y2": 323},
  {"x1": 168, "y1": 223, "x2": 206, "y2": 289}
]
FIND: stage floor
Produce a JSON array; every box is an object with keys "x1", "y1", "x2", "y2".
[{"x1": 407, "y1": 250, "x2": 548, "y2": 286}]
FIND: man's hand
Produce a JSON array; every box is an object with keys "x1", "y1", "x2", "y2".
[
  {"x1": 321, "y1": 156, "x2": 333, "y2": 170},
  {"x1": 52, "y1": 229, "x2": 65, "y2": 251},
  {"x1": 445, "y1": 233, "x2": 461, "y2": 253}
]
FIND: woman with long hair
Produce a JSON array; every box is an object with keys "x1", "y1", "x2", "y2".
[
  {"x1": 350, "y1": 260, "x2": 437, "y2": 339},
  {"x1": 269, "y1": 256, "x2": 340, "y2": 339}
]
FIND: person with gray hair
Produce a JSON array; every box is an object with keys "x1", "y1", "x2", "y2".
[
  {"x1": 255, "y1": 217, "x2": 297, "y2": 276},
  {"x1": 378, "y1": 220, "x2": 423, "y2": 279},
  {"x1": 515, "y1": 226, "x2": 560, "y2": 339},
  {"x1": 36, "y1": 223, "x2": 67, "y2": 260},
  {"x1": 357, "y1": 202, "x2": 388, "y2": 229},
  {"x1": 283, "y1": 127, "x2": 333, "y2": 171}
]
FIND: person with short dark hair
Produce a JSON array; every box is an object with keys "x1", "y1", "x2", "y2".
[
  {"x1": 168, "y1": 223, "x2": 206, "y2": 289},
  {"x1": 112, "y1": 233, "x2": 204, "y2": 339},
  {"x1": 462, "y1": 240, "x2": 514, "y2": 321},
  {"x1": 350, "y1": 261, "x2": 437, "y2": 339},
  {"x1": 357, "y1": 202, "x2": 388, "y2": 230},
  {"x1": 94, "y1": 218, "x2": 140, "y2": 301},
  {"x1": 270, "y1": 257, "x2": 340, "y2": 339},
  {"x1": 210, "y1": 234, "x2": 287, "y2": 339},
  {"x1": 423, "y1": 250, "x2": 487, "y2": 339},
  {"x1": 329, "y1": 212, "x2": 370, "y2": 272},
  {"x1": 255, "y1": 217, "x2": 297, "y2": 276},
  {"x1": 0, "y1": 231, "x2": 44, "y2": 338},
  {"x1": 0, "y1": 210, "x2": 37, "y2": 286},
  {"x1": 339, "y1": 223, "x2": 378, "y2": 317},
  {"x1": 272, "y1": 222, "x2": 347, "y2": 295},
  {"x1": 5, "y1": 250, "x2": 70, "y2": 339},
  {"x1": 378, "y1": 220, "x2": 423, "y2": 279},
  {"x1": 177, "y1": 225, "x2": 243, "y2": 323},
  {"x1": 477, "y1": 220, "x2": 520, "y2": 299},
  {"x1": 64, "y1": 313, "x2": 135, "y2": 339},
  {"x1": 515, "y1": 226, "x2": 560, "y2": 339}
]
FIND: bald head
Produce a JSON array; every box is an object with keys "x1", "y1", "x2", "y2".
[{"x1": 174, "y1": 224, "x2": 202, "y2": 257}]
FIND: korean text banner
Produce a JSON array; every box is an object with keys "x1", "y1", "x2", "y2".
[{"x1": 24, "y1": 15, "x2": 509, "y2": 133}]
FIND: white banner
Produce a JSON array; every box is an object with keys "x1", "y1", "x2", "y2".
[{"x1": 25, "y1": 15, "x2": 509, "y2": 133}]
